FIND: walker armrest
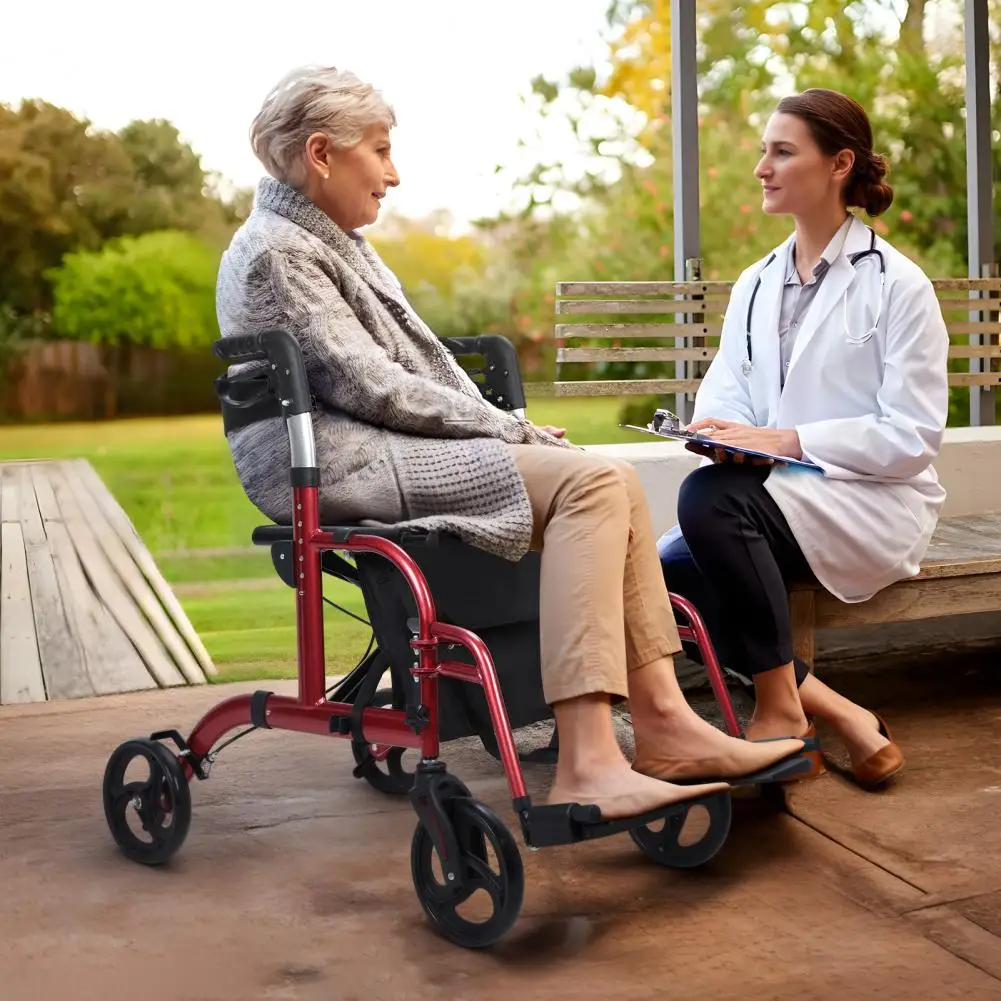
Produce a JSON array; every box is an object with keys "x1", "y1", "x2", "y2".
[{"x1": 443, "y1": 334, "x2": 527, "y2": 414}]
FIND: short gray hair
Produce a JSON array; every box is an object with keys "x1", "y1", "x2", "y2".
[{"x1": 250, "y1": 65, "x2": 396, "y2": 188}]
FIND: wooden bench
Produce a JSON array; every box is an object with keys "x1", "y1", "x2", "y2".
[
  {"x1": 553, "y1": 277, "x2": 1001, "y2": 663},
  {"x1": 789, "y1": 513, "x2": 1001, "y2": 666},
  {"x1": 553, "y1": 277, "x2": 1001, "y2": 399}
]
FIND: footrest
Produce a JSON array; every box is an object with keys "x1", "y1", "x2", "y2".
[
  {"x1": 728, "y1": 752, "x2": 814, "y2": 787},
  {"x1": 520, "y1": 791, "x2": 725, "y2": 849}
]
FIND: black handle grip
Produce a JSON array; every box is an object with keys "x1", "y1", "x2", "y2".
[
  {"x1": 213, "y1": 329, "x2": 311, "y2": 417},
  {"x1": 214, "y1": 332, "x2": 267, "y2": 363}
]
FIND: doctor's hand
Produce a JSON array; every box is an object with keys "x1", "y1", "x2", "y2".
[
  {"x1": 709, "y1": 426, "x2": 803, "y2": 461},
  {"x1": 685, "y1": 417, "x2": 747, "y2": 434},
  {"x1": 684, "y1": 417, "x2": 764, "y2": 464}
]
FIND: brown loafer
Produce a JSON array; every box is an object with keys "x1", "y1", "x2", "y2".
[{"x1": 851, "y1": 712, "x2": 904, "y2": 789}]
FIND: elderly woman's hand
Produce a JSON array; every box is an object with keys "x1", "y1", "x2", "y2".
[{"x1": 538, "y1": 425, "x2": 566, "y2": 438}]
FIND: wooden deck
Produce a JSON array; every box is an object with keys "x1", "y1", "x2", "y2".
[{"x1": 0, "y1": 459, "x2": 214, "y2": 705}]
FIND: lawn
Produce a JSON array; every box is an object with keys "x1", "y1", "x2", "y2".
[{"x1": 0, "y1": 397, "x2": 653, "y2": 683}]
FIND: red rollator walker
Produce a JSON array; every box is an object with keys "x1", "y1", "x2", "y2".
[{"x1": 102, "y1": 329, "x2": 811, "y2": 949}]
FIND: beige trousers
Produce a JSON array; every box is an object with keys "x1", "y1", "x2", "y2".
[{"x1": 509, "y1": 445, "x2": 683, "y2": 706}]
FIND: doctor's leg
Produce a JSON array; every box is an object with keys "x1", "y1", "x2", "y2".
[
  {"x1": 657, "y1": 528, "x2": 814, "y2": 682},
  {"x1": 676, "y1": 463, "x2": 812, "y2": 739},
  {"x1": 675, "y1": 462, "x2": 900, "y2": 783}
]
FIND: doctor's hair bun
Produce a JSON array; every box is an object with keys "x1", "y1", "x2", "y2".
[
  {"x1": 846, "y1": 150, "x2": 894, "y2": 217},
  {"x1": 776, "y1": 88, "x2": 895, "y2": 216}
]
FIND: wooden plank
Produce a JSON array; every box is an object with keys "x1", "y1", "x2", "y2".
[
  {"x1": 556, "y1": 299, "x2": 731, "y2": 316},
  {"x1": 0, "y1": 522, "x2": 47, "y2": 704},
  {"x1": 937, "y1": 295, "x2": 1000, "y2": 309},
  {"x1": 553, "y1": 379, "x2": 705, "y2": 397},
  {"x1": 932, "y1": 277, "x2": 1001, "y2": 293},
  {"x1": 935, "y1": 297, "x2": 1001, "y2": 307},
  {"x1": 814, "y1": 573, "x2": 1001, "y2": 630},
  {"x1": 932, "y1": 512, "x2": 1001, "y2": 542},
  {"x1": 18, "y1": 464, "x2": 91, "y2": 700},
  {"x1": 62, "y1": 461, "x2": 206, "y2": 686},
  {"x1": 554, "y1": 277, "x2": 999, "y2": 298},
  {"x1": 947, "y1": 372, "x2": 1001, "y2": 388},
  {"x1": 0, "y1": 466, "x2": 16, "y2": 523},
  {"x1": 30, "y1": 463, "x2": 60, "y2": 521},
  {"x1": 47, "y1": 465, "x2": 185, "y2": 689},
  {"x1": 922, "y1": 515, "x2": 1001, "y2": 564},
  {"x1": 944, "y1": 323, "x2": 1001, "y2": 337},
  {"x1": 74, "y1": 460, "x2": 216, "y2": 678},
  {"x1": 555, "y1": 323, "x2": 723, "y2": 339},
  {"x1": 43, "y1": 517, "x2": 153, "y2": 697},
  {"x1": 558, "y1": 346, "x2": 719, "y2": 364},
  {"x1": 948, "y1": 344, "x2": 1001, "y2": 359},
  {"x1": 916, "y1": 557, "x2": 1001, "y2": 579},
  {"x1": 557, "y1": 280, "x2": 736, "y2": 296},
  {"x1": 907, "y1": 906, "x2": 1001, "y2": 982}
]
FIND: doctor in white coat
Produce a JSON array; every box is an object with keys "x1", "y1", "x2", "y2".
[{"x1": 657, "y1": 88, "x2": 949, "y2": 789}]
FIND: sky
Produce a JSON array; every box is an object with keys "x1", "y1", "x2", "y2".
[{"x1": 1, "y1": 0, "x2": 616, "y2": 231}]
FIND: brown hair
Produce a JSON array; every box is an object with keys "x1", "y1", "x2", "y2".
[{"x1": 776, "y1": 88, "x2": 894, "y2": 216}]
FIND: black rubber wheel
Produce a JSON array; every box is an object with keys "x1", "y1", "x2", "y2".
[
  {"x1": 103, "y1": 738, "x2": 192, "y2": 865},
  {"x1": 629, "y1": 789, "x2": 732, "y2": 869},
  {"x1": 411, "y1": 796, "x2": 524, "y2": 949},
  {"x1": 351, "y1": 686, "x2": 416, "y2": 796}
]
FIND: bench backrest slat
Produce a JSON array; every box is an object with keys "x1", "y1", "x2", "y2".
[{"x1": 554, "y1": 278, "x2": 1001, "y2": 397}]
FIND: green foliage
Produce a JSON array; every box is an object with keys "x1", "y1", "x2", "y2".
[
  {"x1": 47, "y1": 231, "x2": 220, "y2": 349},
  {"x1": 0, "y1": 99, "x2": 252, "y2": 314},
  {"x1": 0, "y1": 303, "x2": 51, "y2": 353},
  {"x1": 493, "y1": 0, "x2": 998, "y2": 415}
]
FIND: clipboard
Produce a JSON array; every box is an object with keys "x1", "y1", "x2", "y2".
[{"x1": 620, "y1": 422, "x2": 824, "y2": 473}]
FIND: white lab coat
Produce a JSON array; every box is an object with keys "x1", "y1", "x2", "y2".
[{"x1": 684, "y1": 214, "x2": 949, "y2": 603}]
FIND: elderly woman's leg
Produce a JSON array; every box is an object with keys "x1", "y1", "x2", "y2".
[
  {"x1": 606, "y1": 457, "x2": 806, "y2": 780},
  {"x1": 509, "y1": 446, "x2": 803, "y2": 817}
]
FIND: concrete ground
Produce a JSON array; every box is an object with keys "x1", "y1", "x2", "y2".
[{"x1": 2, "y1": 656, "x2": 1001, "y2": 1001}]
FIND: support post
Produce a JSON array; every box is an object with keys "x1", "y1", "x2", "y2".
[
  {"x1": 965, "y1": 0, "x2": 996, "y2": 425},
  {"x1": 671, "y1": 0, "x2": 701, "y2": 422}
]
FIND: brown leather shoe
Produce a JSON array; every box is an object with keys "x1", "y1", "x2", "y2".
[{"x1": 851, "y1": 712, "x2": 904, "y2": 789}]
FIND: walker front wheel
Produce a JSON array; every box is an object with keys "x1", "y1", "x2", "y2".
[
  {"x1": 411, "y1": 796, "x2": 524, "y2": 948},
  {"x1": 103, "y1": 738, "x2": 192, "y2": 865}
]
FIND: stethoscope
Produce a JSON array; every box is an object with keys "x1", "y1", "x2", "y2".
[{"x1": 742, "y1": 224, "x2": 886, "y2": 376}]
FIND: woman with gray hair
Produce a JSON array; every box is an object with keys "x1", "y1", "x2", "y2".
[{"x1": 217, "y1": 65, "x2": 804, "y2": 824}]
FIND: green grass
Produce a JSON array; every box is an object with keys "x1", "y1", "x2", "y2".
[
  {"x1": 175, "y1": 577, "x2": 374, "y2": 683},
  {"x1": 0, "y1": 398, "x2": 652, "y2": 681}
]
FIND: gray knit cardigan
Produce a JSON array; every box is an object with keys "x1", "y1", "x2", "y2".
[{"x1": 216, "y1": 177, "x2": 567, "y2": 561}]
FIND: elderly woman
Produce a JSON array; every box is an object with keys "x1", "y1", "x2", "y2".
[{"x1": 217, "y1": 65, "x2": 804, "y2": 823}]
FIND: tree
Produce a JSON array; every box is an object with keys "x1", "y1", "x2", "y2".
[
  {"x1": 371, "y1": 212, "x2": 523, "y2": 341},
  {"x1": 0, "y1": 100, "x2": 136, "y2": 311},
  {"x1": 117, "y1": 119, "x2": 216, "y2": 235},
  {"x1": 0, "y1": 100, "x2": 252, "y2": 313},
  {"x1": 47, "y1": 230, "x2": 220, "y2": 350}
]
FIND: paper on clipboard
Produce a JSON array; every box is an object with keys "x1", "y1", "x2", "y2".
[{"x1": 621, "y1": 422, "x2": 824, "y2": 473}]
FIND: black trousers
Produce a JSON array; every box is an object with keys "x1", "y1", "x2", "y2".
[{"x1": 658, "y1": 463, "x2": 813, "y2": 685}]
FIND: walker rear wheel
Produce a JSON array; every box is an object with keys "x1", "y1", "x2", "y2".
[
  {"x1": 351, "y1": 687, "x2": 417, "y2": 795},
  {"x1": 629, "y1": 790, "x2": 732, "y2": 869}
]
